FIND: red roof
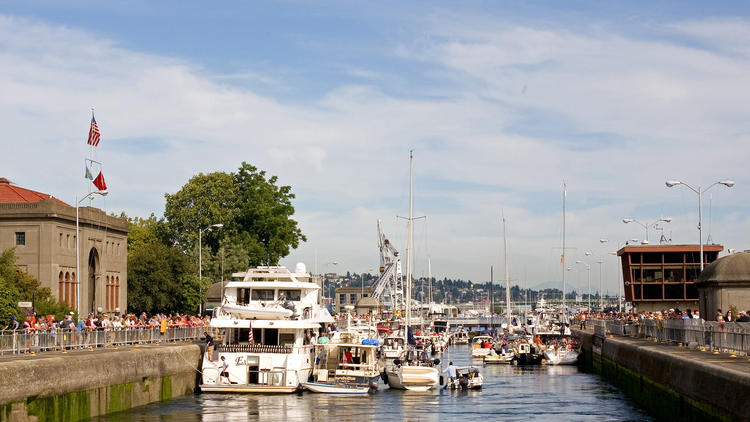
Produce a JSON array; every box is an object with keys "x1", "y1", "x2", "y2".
[{"x1": 0, "y1": 178, "x2": 70, "y2": 206}]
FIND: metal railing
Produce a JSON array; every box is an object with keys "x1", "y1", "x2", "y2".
[
  {"x1": 588, "y1": 319, "x2": 750, "y2": 356},
  {"x1": 0, "y1": 327, "x2": 203, "y2": 356}
]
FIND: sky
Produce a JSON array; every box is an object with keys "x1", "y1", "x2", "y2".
[{"x1": 2, "y1": 1, "x2": 749, "y2": 295}]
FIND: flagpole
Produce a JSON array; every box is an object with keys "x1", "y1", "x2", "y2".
[{"x1": 88, "y1": 107, "x2": 95, "y2": 205}]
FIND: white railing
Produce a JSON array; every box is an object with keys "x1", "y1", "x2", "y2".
[
  {"x1": 588, "y1": 319, "x2": 750, "y2": 355},
  {"x1": 0, "y1": 327, "x2": 203, "y2": 355}
]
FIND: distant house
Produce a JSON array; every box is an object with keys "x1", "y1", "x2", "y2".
[{"x1": 0, "y1": 177, "x2": 128, "y2": 316}]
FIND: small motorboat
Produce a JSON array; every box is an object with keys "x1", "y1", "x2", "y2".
[
  {"x1": 543, "y1": 347, "x2": 579, "y2": 365},
  {"x1": 446, "y1": 366, "x2": 483, "y2": 390},
  {"x1": 483, "y1": 352, "x2": 514, "y2": 364},
  {"x1": 471, "y1": 335, "x2": 494, "y2": 358},
  {"x1": 302, "y1": 382, "x2": 370, "y2": 395}
]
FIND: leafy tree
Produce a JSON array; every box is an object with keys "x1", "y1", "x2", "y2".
[
  {"x1": 126, "y1": 217, "x2": 200, "y2": 315},
  {"x1": 0, "y1": 248, "x2": 74, "y2": 324},
  {"x1": 163, "y1": 162, "x2": 306, "y2": 270}
]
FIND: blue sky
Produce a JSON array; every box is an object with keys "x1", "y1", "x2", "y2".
[{"x1": 1, "y1": 1, "x2": 749, "y2": 293}]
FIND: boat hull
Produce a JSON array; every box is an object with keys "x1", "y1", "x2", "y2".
[
  {"x1": 199, "y1": 384, "x2": 299, "y2": 394},
  {"x1": 302, "y1": 382, "x2": 370, "y2": 395},
  {"x1": 386, "y1": 365, "x2": 439, "y2": 390}
]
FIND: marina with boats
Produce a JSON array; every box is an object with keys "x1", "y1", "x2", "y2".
[{"x1": 197, "y1": 152, "x2": 587, "y2": 399}]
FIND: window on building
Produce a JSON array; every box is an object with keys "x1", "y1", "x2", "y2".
[
  {"x1": 362, "y1": 293, "x2": 368, "y2": 297},
  {"x1": 59, "y1": 233, "x2": 63, "y2": 247},
  {"x1": 339, "y1": 294, "x2": 346, "y2": 304},
  {"x1": 15, "y1": 232, "x2": 25, "y2": 246},
  {"x1": 350, "y1": 293, "x2": 357, "y2": 304}
]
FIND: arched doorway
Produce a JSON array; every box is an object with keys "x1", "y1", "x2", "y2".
[{"x1": 88, "y1": 248, "x2": 100, "y2": 314}]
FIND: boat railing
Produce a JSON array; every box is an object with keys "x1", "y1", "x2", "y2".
[{"x1": 216, "y1": 344, "x2": 293, "y2": 354}]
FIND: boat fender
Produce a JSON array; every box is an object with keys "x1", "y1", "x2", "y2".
[
  {"x1": 381, "y1": 371, "x2": 389, "y2": 384},
  {"x1": 295, "y1": 384, "x2": 304, "y2": 395},
  {"x1": 439, "y1": 375, "x2": 444, "y2": 386},
  {"x1": 433, "y1": 358, "x2": 440, "y2": 366}
]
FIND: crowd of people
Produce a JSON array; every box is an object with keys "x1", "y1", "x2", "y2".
[
  {"x1": 2, "y1": 312, "x2": 210, "y2": 334},
  {"x1": 577, "y1": 307, "x2": 750, "y2": 326}
]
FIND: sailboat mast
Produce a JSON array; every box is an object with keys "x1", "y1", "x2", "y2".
[
  {"x1": 405, "y1": 150, "x2": 414, "y2": 343},
  {"x1": 562, "y1": 183, "x2": 567, "y2": 321},
  {"x1": 503, "y1": 215, "x2": 511, "y2": 333},
  {"x1": 428, "y1": 257, "x2": 432, "y2": 305}
]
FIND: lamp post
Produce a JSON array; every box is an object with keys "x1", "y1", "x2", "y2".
[
  {"x1": 76, "y1": 189, "x2": 108, "y2": 316},
  {"x1": 666, "y1": 180, "x2": 734, "y2": 270},
  {"x1": 199, "y1": 223, "x2": 223, "y2": 315},
  {"x1": 596, "y1": 239, "x2": 609, "y2": 310},
  {"x1": 622, "y1": 217, "x2": 672, "y2": 244}
]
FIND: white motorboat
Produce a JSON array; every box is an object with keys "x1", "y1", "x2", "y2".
[
  {"x1": 200, "y1": 264, "x2": 334, "y2": 393},
  {"x1": 305, "y1": 336, "x2": 381, "y2": 394},
  {"x1": 484, "y1": 352, "x2": 514, "y2": 364},
  {"x1": 301, "y1": 382, "x2": 369, "y2": 395},
  {"x1": 471, "y1": 335, "x2": 494, "y2": 358},
  {"x1": 543, "y1": 347, "x2": 579, "y2": 365},
  {"x1": 452, "y1": 329, "x2": 470, "y2": 345},
  {"x1": 386, "y1": 363, "x2": 440, "y2": 391},
  {"x1": 446, "y1": 366, "x2": 484, "y2": 390}
]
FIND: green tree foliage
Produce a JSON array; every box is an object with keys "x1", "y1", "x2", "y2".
[
  {"x1": 164, "y1": 162, "x2": 306, "y2": 273},
  {"x1": 126, "y1": 216, "x2": 201, "y2": 315},
  {"x1": 0, "y1": 248, "x2": 74, "y2": 325}
]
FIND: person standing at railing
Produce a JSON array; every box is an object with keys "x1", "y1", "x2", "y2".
[
  {"x1": 737, "y1": 311, "x2": 750, "y2": 323},
  {"x1": 159, "y1": 315, "x2": 168, "y2": 343}
]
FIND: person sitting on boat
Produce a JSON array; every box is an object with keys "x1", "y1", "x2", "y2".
[{"x1": 343, "y1": 348, "x2": 353, "y2": 365}]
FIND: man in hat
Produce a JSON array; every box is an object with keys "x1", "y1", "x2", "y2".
[{"x1": 3, "y1": 315, "x2": 19, "y2": 331}]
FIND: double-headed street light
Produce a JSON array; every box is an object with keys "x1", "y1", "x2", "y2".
[
  {"x1": 199, "y1": 223, "x2": 223, "y2": 315},
  {"x1": 665, "y1": 180, "x2": 735, "y2": 270},
  {"x1": 76, "y1": 190, "x2": 108, "y2": 315},
  {"x1": 622, "y1": 217, "x2": 672, "y2": 244}
]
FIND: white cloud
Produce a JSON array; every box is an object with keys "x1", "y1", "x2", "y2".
[{"x1": 0, "y1": 13, "x2": 748, "y2": 291}]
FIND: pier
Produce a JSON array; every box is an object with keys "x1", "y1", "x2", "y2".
[
  {"x1": 0, "y1": 343, "x2": 201, "y2": 421},
  {"x1": 574, "y1": 323, "x2": 750, "y2": 422}
]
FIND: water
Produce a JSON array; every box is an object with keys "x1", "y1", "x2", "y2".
[{"x1": 94, "y1": 345, "x2": 651, "y2": 421}]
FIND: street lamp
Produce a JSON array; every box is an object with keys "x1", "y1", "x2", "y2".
[
  {"x1": 76, "y1": 189, "x2": 108, "y2": 315},
  {"x1": 666, "y1": 180, "x2": 735, "y2": 270},
  {"x1": 325, "y1": 261, "x2": 338, "y2": 307},
  {"x1": 199, "y1": 223, "x2": 223, "y2": 315},
  {"x1": 622, "y1": 217, "x2": 672, "y2": 244}
]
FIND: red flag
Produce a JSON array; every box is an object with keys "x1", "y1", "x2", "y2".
[
  {"x1": 87, "y1": 113, "x2": 101, "y2": 147},
  {"x1": 93, "y1": 172, "x2": 107, "y2": 191}
]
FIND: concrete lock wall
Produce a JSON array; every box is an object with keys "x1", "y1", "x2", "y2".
[
  {"x1": 0, "y1": 344, "x2": 202, "y2": 422},
  {"x1": 574, "y1": 329, "x2": 750, "y2": 422}
]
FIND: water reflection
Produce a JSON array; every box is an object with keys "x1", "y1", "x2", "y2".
[{"x1": 96, "y1": 345, "x2": 650, "y2": 422}]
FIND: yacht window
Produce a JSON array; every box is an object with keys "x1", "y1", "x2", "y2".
[
  {"x1": 279, "y1": 290, "x2": 301, "y2": 301},
  {"x1": 279, "y1": 333, "x2": 295, "y2": 346},
  {"x1": 263, "y1": 328, "x2": 279, "y2": 346},
  {"x1": 251, "y1": 289, "x2": 275, "y2": 301}
]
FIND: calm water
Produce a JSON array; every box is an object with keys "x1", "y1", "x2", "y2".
[{"x1": 94, "y1": 345, "x2": 651, "y2": 421}]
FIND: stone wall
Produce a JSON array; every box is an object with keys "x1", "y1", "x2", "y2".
[
  {"x1": 0, "y1": 344, "x2": 201, "y2": 421},
  {"x1": 573, "y1": 328, "x2": 749, "y2": 422}
]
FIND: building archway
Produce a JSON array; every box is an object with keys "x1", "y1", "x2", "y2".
[{"x1": 88, "y1": 248, "x2": 100, "y2": 314}]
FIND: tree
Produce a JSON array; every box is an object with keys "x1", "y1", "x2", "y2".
[
  {"x1": 126, "y1": 217, "x2": 200, "y2": 315},
  {"x1": 163, "y1": 162, "x2": 306, "y2": 269},
  {"x1": 0, "y1": 248, "x2": 74, "y2": 324}
]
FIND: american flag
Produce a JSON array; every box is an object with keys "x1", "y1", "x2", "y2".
[
  {"x1": 87, "y1": 113, "x2": 101, "y2": 147},
  {"x1": 248, "y1": 323, "x2": 254, "y2": 344}
]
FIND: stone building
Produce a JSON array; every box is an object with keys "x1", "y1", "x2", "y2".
[
  {"x1": 334, "y1": 287, "x2": 377, "y2": 315},
  {"x1": 0, "y1": 178, "x2": 128, "y2": 316},
  {"x1": 696, "y1": 251, "x2": 750, "y2": 320}
]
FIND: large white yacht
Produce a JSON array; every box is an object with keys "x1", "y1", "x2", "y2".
[{"x1": 200, "y1": 264, "x2": 334, "y2": 393}]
